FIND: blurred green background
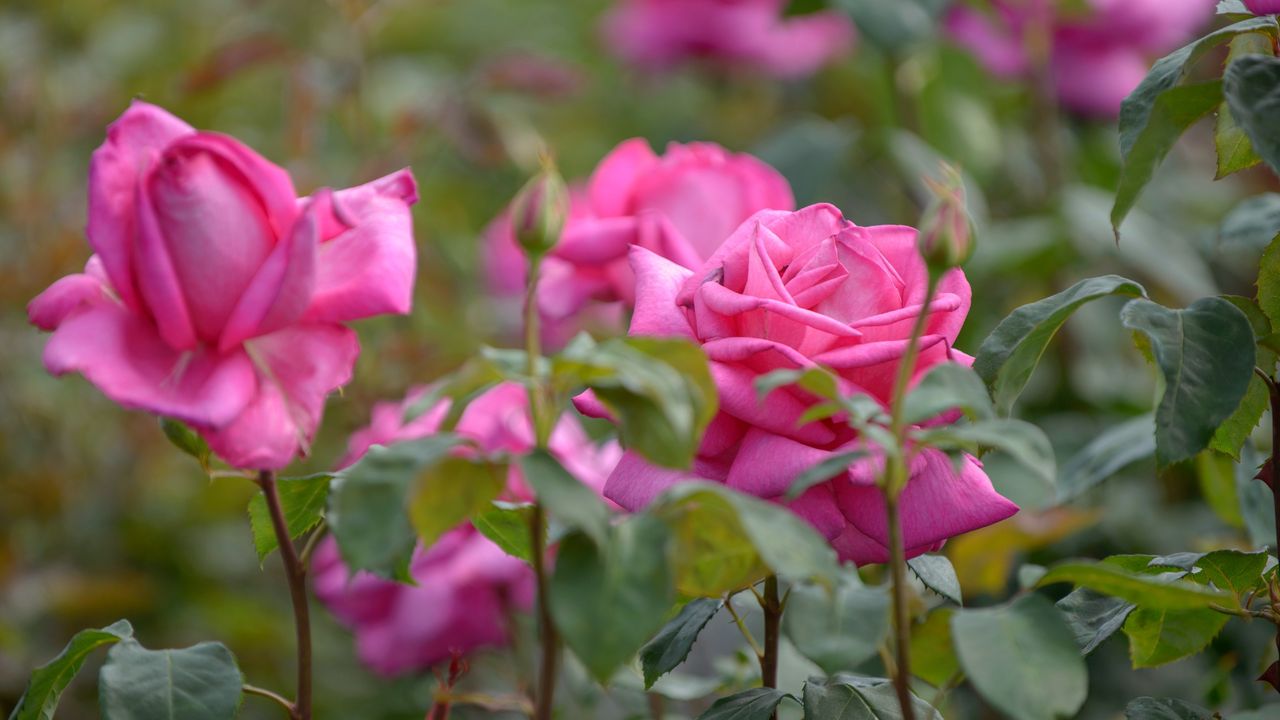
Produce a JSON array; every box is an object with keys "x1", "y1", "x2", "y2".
[{"x1": 2, "y1": 0, "x2": 1279, "y2": 717}]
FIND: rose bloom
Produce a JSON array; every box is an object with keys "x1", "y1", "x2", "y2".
[
  {"x1": 486, "y1": 138, "x2": 794, "y2": 344},
  {"x1": 313, "y1": 383, "x2": 620, "y2": 676},
  {"x1": 27, "y1": 101, "x2": 417, "y2": 470},
  {"x1": 1244, "y1": 0, "x2": 1280, "y2": 13},
  {"x1": 601, "y1": 0, "x2": 856, "y2": 78},
  {"x1": 577, "y1": 204, "x2": 1018, "y2": 564},
  {"x1": 945, "y1": 0, "x2": 1214, "y2": 117}
]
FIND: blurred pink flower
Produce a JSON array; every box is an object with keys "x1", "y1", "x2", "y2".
[
  {"x1": 486, "y1": 138, "x2": 794, "y2": 345},
  {"x1": 945, "y1": 0, "x2": 1215, "y2": 116},
  {"x1": 602, "y1": 0, "x2": 856, "y2": 78},
  {"x1": 1244, "y1": 0, "x2": 1280, "y2": 13},
  {"x1": 576, "y1": 204, "x2": 1017, "y2": 564},
  {"x1": 28, "y1": 101, "x2": 418, "y2": 469},
  {"x1": 313, "y1": 382, "x2": 620, "y2": 675}
]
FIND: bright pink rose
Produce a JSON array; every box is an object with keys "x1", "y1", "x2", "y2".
[
  {"x1": 313, "y1": 382, "x2": 620, "y2": 676},
  {"x1": 1244, "y1": 0, "x2": 1280, "y2": 13},
  {"x1": 944, "y1": 0, "x2": 1214, "y2": 116},
  {"x1": 486, "y1": 139, "x2": 794, "y2": 343},
  {"x1": 577, "y1": 204, "x2": 1018, "y2": 564},
  {"x1": 28, "y1": 102, "x2": 418, "y2": 470},
  {"x1": 602, "y1": 0, "x2": 856, "y2": 78}
]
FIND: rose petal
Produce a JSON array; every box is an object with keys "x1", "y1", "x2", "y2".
[
  {"x1": 725, "y1": 428, "x2": 843, "y2": 497},
  {"x1": 602, "y1": 450, "x2": 696, "y2": 510},
  {"x1": 28, "y1": 273, "x2": 109, "y2": 330},
  {"x1": 628, "y1": 245, "x2": 696, "y2": 339},
  {"x1": 588, "y1": 138, "x2": 658, "y2": 218}
]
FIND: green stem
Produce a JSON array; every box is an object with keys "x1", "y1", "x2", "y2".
[
  {"x1": 243, "y1": 684, "x2": 294, "y2": 717},
  {"x1": 760, "y1": 576, "x2": 782, "y2": 720},
  {"x1": 258, "y1": 470, "x2": 312, "y2": 720}
]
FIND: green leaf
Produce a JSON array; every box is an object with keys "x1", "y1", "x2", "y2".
[
  {"x1": 915, "y1": 418, "x2": 1056, "y2": 488},
  {"x1": 9, "y1": 620, "x2": 133, "y2": 720},
  {"x1": 1261, "y1": 234, "x2": 1280, "y2": 328},
  {"x1": 409, "y1": 456, "x2": 507, "y2": 549},
  {"x1": 974, "y1": 276, "x2": 1147, "y2": 415},
  {"x1": 158, "y1": 418, "x2": 210, "y2": 471},
  {"x1": 1056, "y1": 589, "x2": 1135, "y2": 655},
  {"x1": 653, "y1": 482, "x2": 838, "y2": 592},
  {"x1": 247, "y1": 474, "x2": 331, "y2": 562},
  {"x1": 1112, "y1": 81, "x2": 1223, "y2": 235},
  {"x1": 1057, "y1": 415, "x2": 1155, "y2": 503},
  {"x1": 1196, "y1": 452, "x2": 1245, "y2": 527},
  {"x1": 328, "y1": 435, "x2": 462, "y2": 579},
  {"x1": 1219, "y1": 0, "x2": 1251, "y2": 14},
  {"x1": 801, "y1": 675, "x2": 943, "y2": 719},
  {"x1": 831, "y1": 0, "x2": 947, "y2": 51},
  {"x1": 1123, "y1": 606, "x2": 1229, "y2": 668},
  {"x1": 786, "y1": 450, "x2": 867, "y2": 501},
  {"x1": 1215, "y1": 33, "x2": 1274, "y2": 178},
  {"x1": 98, "y1": 640, "x2": 243, "y2": 720},
  {"x1": 401, "y1": 350, "x2": 521, "y2": 432},
  {"x1": 640, "y1": 598, "x2": 722, "y2": 689},
  {"x1": 1192, "y1": 549, "x2": 1268, "y2": 595},
  {"x1": 783, "y1": 570, "x2": 890, "y2": 674},
  {"x1": 653, "y1": 485, "x2": 770, "y2": 597},
  {"x1": 549, "y1": 515, "x2": 674, "y2": 683},
  {"x1": 472, "y1": 502, "x2": 535, "y2": 563},
  {"x1": 518, "y1": 450, "x2": 610, "y2": 545},
  {"x1": 1211, "y1": 376, "x2": 1269, "y2": 460},
  {"x1": 1226, "y1": 53, "x2": 1280, "y2": 175},
  {"x1": 1037, "y1": 560, "x2": 1234, "y2": 609},
  {"x1": 696, "y1": 687, "x2": 791, "y2": 720},
  {"x1": 555, "y1": 336, "x2": 717, "y2": 469},
  {"x1": 902, "y1": 362, "x2": 995, "y2": 425},
  {"x1": 1124, "y1": 697, "x2": 1214, "y2": 720},
  {"x1": 951, "y1": 595, "x2": 1088, "y2": 720},
  {"x1": 908, "y1": 554, "x2": 963, "y2": 604},
  {"x1": 909, "y1": 609, "x2": 959, "y2": 687},
  {"x1": 1120, "y1": 297, "x2": 1257, "y2": 467},
  {"x1": 1219, "y1": 193, "x2": 1280, "y2": 249}
]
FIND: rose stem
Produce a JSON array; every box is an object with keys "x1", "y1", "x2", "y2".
[
  {"x1": 1268, "y1": 378, "x2": 1280, "y2": 672},
  {"x1": 258, "y1": 469, "x2": 312, "y2": 720},
  {"x1": 760, "y1": 575, "x2": 782, "y2": 719}
]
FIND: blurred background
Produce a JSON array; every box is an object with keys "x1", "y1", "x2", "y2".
[{"x1": 2, "y1": 0, "x2": 1278, "y2": 717}]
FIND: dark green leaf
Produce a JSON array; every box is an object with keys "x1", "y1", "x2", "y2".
[
  {"x1": 1226, "y1": 53, "x2": 1280, "y2": 175},
  {"x1": 640, "y1": 598, "x2": 722, "y2": 689},
  {"x1": 98, "y1": 640, "x2": 243, "y2": 720},
  {"x1": 697, "y1": 687, "x2": 791, "y2": 720},
  {"x1": 1056, "y1": 589, "x2": 1135, "y2": 655},
  {"x1": 801, "y1": 675, "x2": 942, "y2": 719},
  {"x1": 916, "y1": 418, "x2": 1056, "y2": 488},
  {"x1": 1123, "y1": 606, "x2": 1229, "y2": 668},
  {"x1": 328, "y1": 435, "x2": 462, "y2": 579},
  {"x1": 9, "y1": 620, "x2": 133, "y2": 720},
  {"x1": 908, "y1": 554, "x2": 963, "y2": 604},
  {"x1": 409, "y1": 456, "x2": 507, "y2": 548},
  {"x1": 1057, "y1": 415, "x2": 1155, "y2": 503},
  {"x1": 1037, "y1": 560, "x2": 1234, "y2": 609},
  {"x1": 1219, "y1": 193, "x2": 1280, "y2": 249},
  {"x1": 472, "y1": 502, "x2": 535, "y2": 563},
  {"x1": 158, "y1": 419, "x2": 210, "y2": 470},
  {"x1": 902, "y1": 362, "x2": 995, "y2": 425},
  {"x1": 783, "y1": 571, "x2": 890, "y2": 674},
  {"x1": 550, "y1": 515, "x2": 674, "y2": 682},
  {"x1": 1215, "y1": 33, "x2": 1274, "y2": 178},
  {"x1": 1124, "y1": 697, "x2": 1214, "y2": 720},
  {"x1": 974, "y1": 276, "x2": 1146, "y2": 415},
  {"x1": 1112, "y1": 81, "x2": 1223, "y2": 235},
  {"x1": 831, "y1": 0, "x2": 947, "y2": 50},
  {"x1": 951, "y1": 594, "x2": 1088, "y2": 720},
  {"x1": 518, "y1": 450, "x2": 610, "y2": 545},
  {"x1": 247, "y1": 474, "x2": 331, "y2": 562},
  {"x1": 1120, "y1": 298, "x2": 1257, "y2": 466}
]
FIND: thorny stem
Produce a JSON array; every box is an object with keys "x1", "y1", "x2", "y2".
[
  {"x1": 258, "y1": 470, "x2": 312, "y2": 720},
  {"x1": 760, "y1": 576, "x2": 782, "y2": 720},
  {"x1": 1267, "y1": 382, "x2": 1280, "y2": 670}
]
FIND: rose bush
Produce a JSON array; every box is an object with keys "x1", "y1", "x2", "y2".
[
  {"x1": 601, "y1": 0, "x2": 856, "y2": 78},
  {"x1": 27, "y1": 101, "x2": 417, "y2": 470},
  {"x1": 578, "y1": 203, "x2": 1018, "y2": 564},
  {"x1": 313, "y1": 382, "x2": 619, "y2": 675},
  {"x1": 487, "y1": 138, "x2": 794, "y2": 342},
  {"x1": 944, "y1": 0, "x2": 1214, "y2": 116}
]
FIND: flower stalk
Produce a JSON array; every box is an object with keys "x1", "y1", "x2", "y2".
[{"x1": 258, "y1": 469, "x2": 313, "y2": 720}]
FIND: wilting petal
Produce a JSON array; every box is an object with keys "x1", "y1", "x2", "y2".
[
  {"x1": 87, "y1": 101, "x2": 194, "y2": 312},
  {"x1": 603, "y1": 450, "x2": 696, "y2": 510},
  {"x1": 304, "y1": 169, "x2": 418, "y2": 324},
  {"x1": 588, "y1": 138, "x2": 657, "y2": 217},
  {"x1": 42, "y1": 302, "x2": 256, "y2": 427},
  {"x1": 203, "y1": 324, "x2": 359, "y2": 469},
  {"x1": 629, "y1": 246, "x2": 696, "y2": 338}
]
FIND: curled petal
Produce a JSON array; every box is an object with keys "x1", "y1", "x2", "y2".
[
  {"x1": 28, "y1": 273, "x2": 109, "y2": 331},
  {"x1": 628, "y1": 245, "x2": 696, "y2": 339}
]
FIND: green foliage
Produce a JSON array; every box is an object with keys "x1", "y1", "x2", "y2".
[
  {"x1": 247, "y1": 474, "x2": 331, "y2": 561},
  {"x1": 1220, "y1": 194, "x2": 1280, "y2": 249},
  {"x1": 909, "y1": 608, "x2": 960, "y2": 687},
  {"x1": 639, "y1": 598, "x2": 722, "y2": 689},
  {"x1": 783, "y1": 570, "x2": 890, "y2": 674},
  {"x1": 907, "y1": 554, "x2": 962, "y2": 604},
  {"x1": 9, "y1": 621, "x2": 133, "y2": 720},
  {"x1": 158, "y1": 419, "x2": 211, "y2": 472},
  {"x1": 1120, "y1": 298, "x2": 1257, "y2": 466},
  {"x1": 1260, "y1": 235, "x2": 1280, "y2": 328},
  {"x1": 1123, "y1": 607, "x2": 1229, "y2": 668},
  {"x1": 801, "y1": 676, "x2": 942, "y2": 719},
  {"x1": 518, "y1": 450, "x2": 610, "y2": 544},
  {"x1": 830, "y1": 0, "x2": 947, "y2": 51},
  {"x1": 915, "y1": 418, "x2": 1056, "y2": 488},
  {"x1": 974, "y1": 276, "x2": 1147, "y2": 415},
  {"x1": 1192, "y1": 549, "x2": 1268, "y2": 595},
  {"x1": 1056, "y1": 589, "x2": 1135, "y2": 655},
  {"x1": 951, "y1": 595, "x2": 1088, "y2": 720},
  {"x1": 549, "y1": 515, "x2": 674, "y2": 683},
  {"x1": 1226, "y1": 53, "x2": 1280, "y2": 176},
  {"x1": 1215, "y1": 33, "x2": 1273, "y2": 178},
  {"x1": 98, "y1": 640, "x2": 243, "y2": 720},
  {"x1": 1037, "y1": 560, "x2": 1234, "y2": 609},
  {"x1": 471, "y1": 502, "x2": 535, "y2": 563},
  {"x1": 408, "y1": 455, "x2": 507, "y2": 548},
  {"x1": 902, "y1": 362, "x2": 995, "y2": 425},
  {"x1": 696, "y1": 687, "x2": 792, "y2": 720},
  {"x1": 1123, "y1": 697, "x2": 1214, "y2": 720},
  {"x1": 1057, "y1": 414, "x2": 1155, "y2": 502}
]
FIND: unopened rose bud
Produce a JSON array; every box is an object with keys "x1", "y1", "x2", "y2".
[
  {"x1": 510, "y1": 165, "x2": 570, "y2": 258},
  {"x1": 917, "y1": 165, "x2": 974, "y2": 275},
  {"x1": 1243, "y1": 0, "x2": 1280, "y2": 15}
]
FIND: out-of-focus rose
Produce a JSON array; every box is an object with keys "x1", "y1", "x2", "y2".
[
  {"x1": 576, "y1": 204, "x2": 1018, "y2": 564},
  {"x1": 486, "y1": 138, "x2": 794, "y2": 344},
  {"x1": 1244, "y1": 0, "x2": 1280, "y2": 13},
  {"x1": 602, "y1": 0, "x2": 856, "y2": 78},
  {"x1": 944, "y1": 0, "x2": 1215, "y2": 116},
  {"x1": 28, "y1": 101, "x2": 417, "y2": 469},
  {"x1": 313, "y1": 382, "x2": 620, "y2": 676}
]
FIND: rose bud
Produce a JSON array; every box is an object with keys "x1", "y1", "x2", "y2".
[
  {"x1": 917, "y1": 165, "x2": 975, "y2": 275},
  {"x1": 510, "y1": 163, "x2": 570, "y2": 258}
]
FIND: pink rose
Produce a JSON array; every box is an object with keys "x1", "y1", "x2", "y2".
[
  {"x1": 944, "y1": 0, "x2": 1214, "y2": 117},
  {"x1": 1244, "y1": 0, "x2": 1280, "y2": 13},
  {"x1": 602, "y1": 0, "x2": 856, "y2": 78},
  {"x1": 577, "y1": 204, "x2": 1017, "y2": 564},
  {"x1": 27, "y1": 102, "x2": 418, "y2": 470},
  {"x1": 313, "y1": 382, "x2": 620, "y2": 675},
  {"x1": 486, "y1": 139, "x2": 794, "y2": 344}
]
